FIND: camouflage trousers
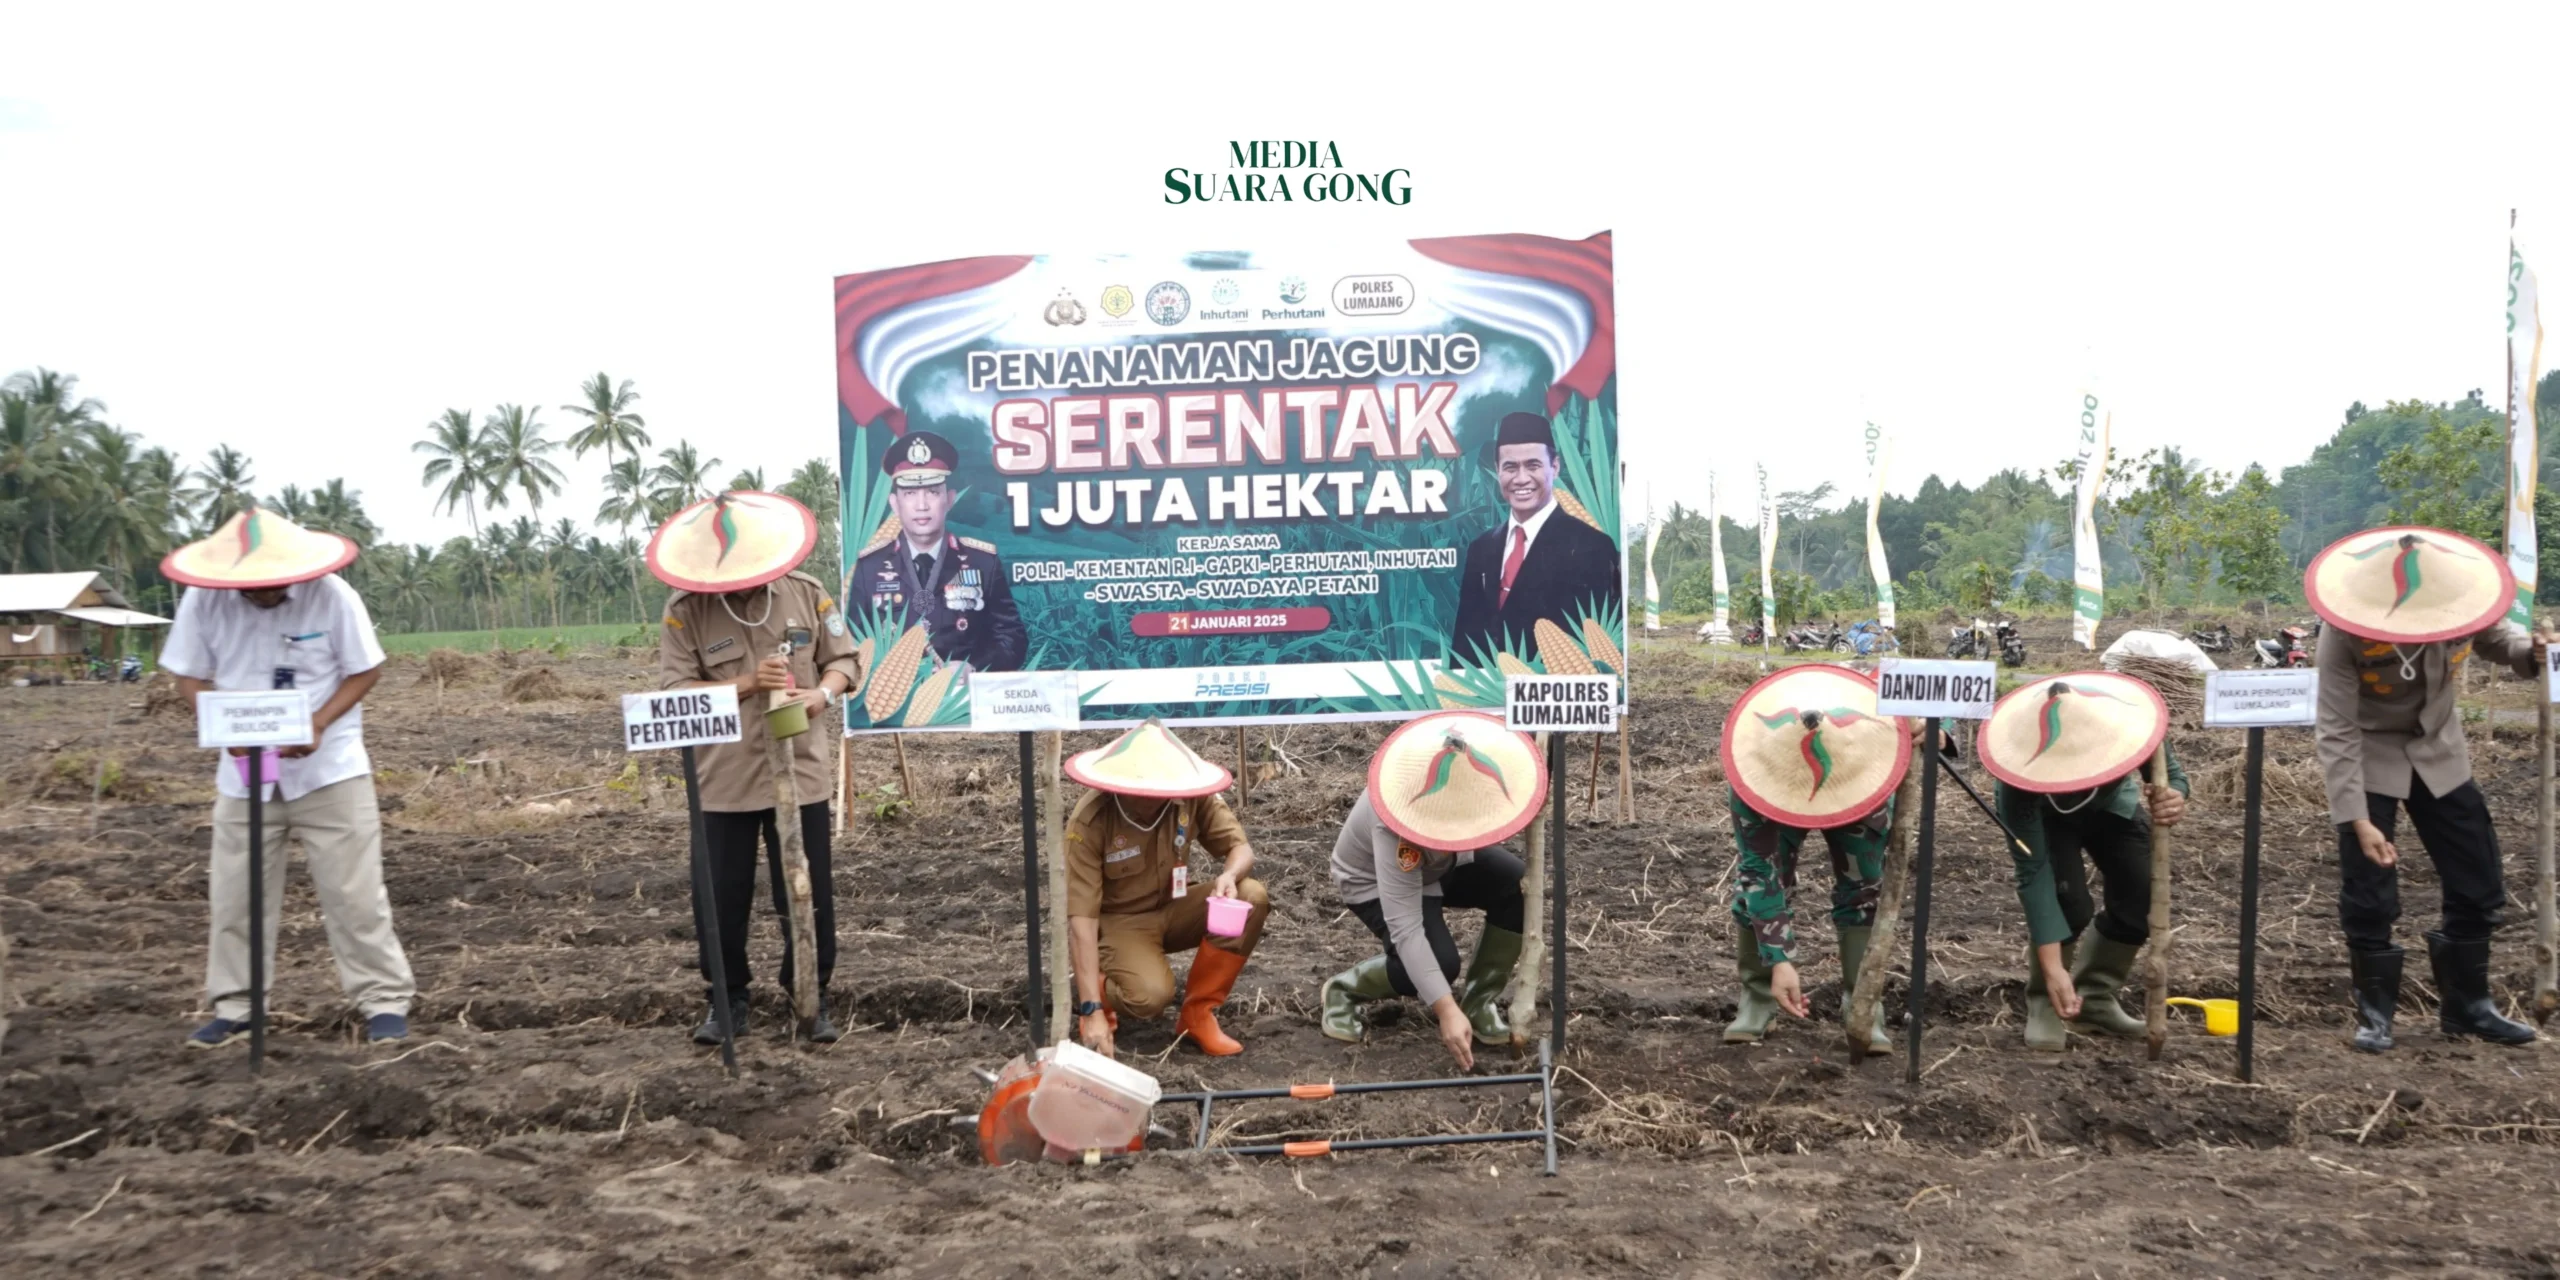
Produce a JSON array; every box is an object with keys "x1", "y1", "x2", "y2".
[{"x1": 1726, "y1": 788, "x2": 1892, "y2": 967}]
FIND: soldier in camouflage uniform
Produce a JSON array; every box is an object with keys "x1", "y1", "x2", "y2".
[{"x1": 1717, "y1": 664, "x2": 1915, "y2": 1050}]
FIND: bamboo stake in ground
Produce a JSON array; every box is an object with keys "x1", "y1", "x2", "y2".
[
  {"x1": 1586, "y1": 735, "x2": 1603, "y2": 817},
  {"x1": 1042, "y1": 731, "x2": 1071, "y2": 1044},
  {"x1": 894, "y1": 733, "x2": 918, "y2": 808},
  {"x1": 763, "y1": 680, "x2": 821, "y2": 1031},
  {"x1": 1236, "y1": 726, "x2": 1249, "y2": 809},
  {"x1": 1845, "y1": 764, "x2": 1923, "y2": 1059},
  {"x1": 2538, "y1": 693, "x2": 2557, "y2": 1021},
  {"x1": 2143, "y1": 745, "x2": 2173, "y2": 1060},
  {"x1": 833, "y1": 728, "x2": 853, "y2": 837},
  {"x1": 1505, "y1": 733, "x2": 1554, "y2": 1053},
  {"x1": 0, "y1": 909, "x2": 11, "y2": 1050}
]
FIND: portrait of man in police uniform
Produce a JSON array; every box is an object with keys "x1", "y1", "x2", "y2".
[{"x1": 843, "y1": 429, "x2": 1029, "y2": 674}]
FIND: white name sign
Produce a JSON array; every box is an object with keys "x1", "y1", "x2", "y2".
[
  {"x1": 622, "y1": 686, "x2": 743, "y2": 750},
  {"x1": 2203, "y1": 669, "x2": 2318, "y2": 728},
  {"x1": 968, "y1": 671, "x2": 1084, "y2": 732},
  {"x1": 195, "y1": 690, "x2": 315, "y2": 749},
  {"x1": 1874, "y1": 658, "x2": 1999, "y2": 720},
  {"x1": 1505, "y1": 674, "x2": 1620, "y2": 732},
  {"x1": 2547, "y1": 644, "x2": 2560, "y2": 704}
]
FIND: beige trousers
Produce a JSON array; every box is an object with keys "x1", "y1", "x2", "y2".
[{"x1": 206, "y1": 774, "x2": 415, "y2": 1021}]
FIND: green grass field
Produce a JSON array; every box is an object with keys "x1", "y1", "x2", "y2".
[{"x1": 377, "y1": 623, "x2": 653, "y2": 655}]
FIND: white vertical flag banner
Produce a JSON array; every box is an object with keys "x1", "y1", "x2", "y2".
[
  {"x1": 1710, "y1": 469, "x2": 1731, "y2": 632},
  {"x1": 1757, "y1": 463, "x2": 1777, "y2": 640},
  {"x1": 2071, "y1": 387, "x2": 2109, "y2": 650},
  {"x1": 1642, "y1": 490, "x2": 1662, "y2": 631},
  {"x1": 1865, "y1": 422, "x2": 1895, "y2": 630},
  {"x1": 2508, "y1": 233, "x2": 2543, "y2": 629}
]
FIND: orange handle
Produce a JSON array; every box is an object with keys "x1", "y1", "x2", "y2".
[
  {"x1": 1282, "y1": 1140, "x2": 1332, "y2": 1158},
  {"x1": 1288, "y1": 1083, "x2": 1336, "y2": 1101}
]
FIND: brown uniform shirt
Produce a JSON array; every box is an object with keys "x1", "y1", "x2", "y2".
[
  {"x1": 657, "y1": 571, "x2": 860, "y2": 812},
  {"x1": 1064, "y1": 790, "x2": 1248, "y2": 919},
  {"x1": 2315, "y1": 622, "x2": 2536, "y2": 824}
]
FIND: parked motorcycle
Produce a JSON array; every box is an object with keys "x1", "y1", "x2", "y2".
[
  {"x1": 2189, "y1": 624, "x2": 2235, "y2": 653},
  {"x1": 2253, "y1": 625, "x2": 2314, "y2": 668},
  {"x1": 1739, "y1": 621, "x2": 1767, "y2": 647},
  {"x1": 1951, "y1": 617, "x2": 2026, "y2": 666},
  {"x1": 1846, "y1": 620, "x2": 1898, "y2": 657},
  {"x1": 1782, "y1": 621, "x2": 1849, "y2": 654}
]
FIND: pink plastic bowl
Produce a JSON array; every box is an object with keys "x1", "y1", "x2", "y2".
[
  {"x1": 1205, "y1": 894, "x2": 1251, "y2": 938},
  {"x1": 230, "y1": 749, "x2": 279, "y2": 786}
]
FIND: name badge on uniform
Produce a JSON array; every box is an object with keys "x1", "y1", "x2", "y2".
[
  {"x1": 1103, "y1": 843, "x2": 1142, "y2": 865},
  {"x1": 1171, "y1": 866, "x2": 1187, "y2": 897}
]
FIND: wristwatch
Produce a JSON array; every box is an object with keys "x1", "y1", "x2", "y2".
[{"x1": 1072, "y1": 1000, "x2": 1103, "y2": 1017}]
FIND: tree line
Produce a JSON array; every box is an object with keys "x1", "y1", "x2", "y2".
[
  {"x1": 0, "y1": 368, "x2": 840, "y2": 633},
  {"x1": 1636, "y1": 374, "x2": 2560, "y2": 626}
]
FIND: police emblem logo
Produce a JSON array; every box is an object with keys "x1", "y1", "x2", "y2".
[
  {"x1": 1145, "y1": 281, "x2": 1190, "y2": 326},
  {"x1": 1042, "y1": 290, "x2": 1087, "y2": 326},
  {"x1": 906, "y1": 438, "x2": 933, "y2": 465},
  {"x1": 1100, "y1": 284, "x2": 1134, "y2": 318},
  {"x1": 1278, "y1": 274, "x2": 1308, "y2": 305},
  {"x1": 1397, "y1": 842, "x2": 1423, "y2": 873}
]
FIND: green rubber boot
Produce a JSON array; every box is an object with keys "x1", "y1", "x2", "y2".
[
  {"x1": 1458, "y1": 927, "x2": 1524, "y2": 1045},
  {"x1": 1724, "y1": 919, "x2": 1780, "y2": 1044},
  {"x1": 2067, "y1": 934, "x2": 2150, "y2": 1039},
  {"x1": 2023, "y1": 941, "x2": 2074, "y2": 1053},
  {"x1": 1835, "y1": 925, "x2": 1893, "y2": 1053},
  {"x1": 1320, "y1": 955, "x2": 1396, "y2": 1043}
]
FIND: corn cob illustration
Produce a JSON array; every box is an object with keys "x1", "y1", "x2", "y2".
[
  {"x1": 865, "y1": 623, "x2": 933, "y2": 722},
  {"x1": 1580, "y1": 616, "x2": 1625, "y2": 673},
  {"x1": 1496, "y1": 652, "x2": 1536, "y2": 677},
  {"x1": 857, "y1": 513, "x2": 902, "y2": 556},
  {"x1": 903, "y1": 663, "x2": 959, "y2": 728},
  {"x1": 1435, "y1": 672, "x2": 1474, "y2": 710},
  {"x1": 848, "y1": 637, "x2": 878, "y2": 687},
  {"x1": 1554, "y1": 489, "x2": 1601, "y2": 530},
  {"x1": 1534, "y1": 619, "x2": 1597, "y2": 675}
]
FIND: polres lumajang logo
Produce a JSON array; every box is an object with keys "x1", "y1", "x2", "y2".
[{"x1": 1145, "y1": 281, "x2": 1191, "y2": 325}]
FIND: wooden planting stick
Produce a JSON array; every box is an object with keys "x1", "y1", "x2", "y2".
[
  {"x1": 1043, "y1": 731, "x2": 1071, "y2": 1044},
  {"x1": 764, "y1": 679, "x2": 821, "y2": 1030},
  {"x1": 1617, "y1": 721, "x2": 1633, "y2": 824},
  {"x1": 1845, "y1": 765, "x2": 1923, "y2": 1059},
  {"x1": 1505, "y1": 733, "x2": 1554, "y2": 1053},
  {"x1": 2144, "y1": 745, "x2": 2172, "y2": 1061},
  {"x1": 894, "y1": 733, "x2": 918, "y2": 807}
]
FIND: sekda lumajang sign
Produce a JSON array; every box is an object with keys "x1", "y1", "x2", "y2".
[{"x1": 829, "y1": 232, "x2": 1622, "y2": 734}]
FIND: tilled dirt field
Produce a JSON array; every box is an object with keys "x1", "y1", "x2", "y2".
[{"x1": 5, "y1": 642, "x2": 2560, "y2": 1278}]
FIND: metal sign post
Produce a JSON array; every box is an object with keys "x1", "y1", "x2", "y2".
[
  {"x1": 623, "y1": 687, "x2": 745, "y2": 1074},
  {"x1": 2202, "y1": 668, "x2": 2317, "y2": 1080},
  {"x1": 197, "y1": 690, "x2": 314, "y2": 1077},
  {"x1": 1872, "y1": 658, "x2": 1998, "y2": 1084}
]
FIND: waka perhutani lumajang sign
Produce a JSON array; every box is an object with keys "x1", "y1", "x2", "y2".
[{"x1": 829, "y1": 232, "x2": 1623, "y2": 734}]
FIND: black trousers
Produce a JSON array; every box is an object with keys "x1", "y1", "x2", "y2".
[
  {"x1": 1348, "y1": 849, "x2": 1526, "y2": 999},
  {"x1": 2040, "y1": 804, "x2": 2154, "y2": 948},
  {"x1": 696, "y1": 801, "x2": 836, "y2": 1001},
  {"x1": 2337, "y1": 778, "x2": 2506, "y2": 951}
]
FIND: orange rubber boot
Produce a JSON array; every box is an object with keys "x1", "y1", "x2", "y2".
[{"x1": 1176, "y1": 944, "x2": 1248, "y2": 1056}]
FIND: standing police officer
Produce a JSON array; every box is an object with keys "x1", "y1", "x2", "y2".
[{"x1": 843, "y1": 430, "x2": 1028, "y2": 674}]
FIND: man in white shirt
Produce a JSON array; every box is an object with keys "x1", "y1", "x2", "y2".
[{"x1": 157, "y1": 508, "x2": 415, "y2": 1047}]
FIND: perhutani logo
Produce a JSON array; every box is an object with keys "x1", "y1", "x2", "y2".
[
  {"x1": 1164, "y1": 141, "x2": 1413, "y2": 205},
  {"x1": 1277, "y1": 275, "x2": 1308, "y2": 304},
  {"x1": 1144, "y1": 281, "x2": 1190, "y2": 326}
]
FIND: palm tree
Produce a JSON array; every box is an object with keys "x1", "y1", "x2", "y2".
[
  {"x1": 3, "y1": 368, "x2": 106, "y2": 431},
  {"x1": 647, "y1": 441, "x2": 721, "y2": 519},
  {"x1": 727, "y1": 466, "x2": 766, "y2": 493},
  {"x1": 385, "y1": 544, "x2": 439, "y2": 631},
  {"x1": 74, "y1": 426, "x2": 177, "y2": 591},
  {"x1": 481, "y1": 404, "x2": 564, "y2": 519},
  {"x1": 0, "y1": 389, "x2": 76, "y2": 571},
  {"x1": 596, "y1": 455, "x2": 653, "y2": 621},
  {"x1": 780, "y1": 457, "x2": 842, "y2": 588},
  {"x1": 415, "y1": 408, "x2": 500, "y2": 630},
  {"x1": 561, "y1": 372, "x2": 650, "y2": 489},
  {"x1": 190, "y1": 445, "x2": 259, "y2": 530}
]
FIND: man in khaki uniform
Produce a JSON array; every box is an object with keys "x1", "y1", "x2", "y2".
[
  {"x1": 1061, "y1": 720, "x2": 1271, "y2": 1058},
  {"x1": 651, "y1": 490, "x2": 860, "y2": 1043}
]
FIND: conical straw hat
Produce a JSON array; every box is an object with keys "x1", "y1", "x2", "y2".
[
  {"x1": 1065, "y1": 719, "x2": 1232, "y2": 799},
  {"x1": 1976, "y1": 670, "x2": 2168, "y2": 794},
  {"x1": 645, "y1": 491, "x2": 818, "y2": 593},
  {"x1": 1368, "y1": 711, "x2": 1547, "y2": 852},
  {"x1": 161, "y1": 507, "x2": 358, "y2": 590},
  {"x1": 1719, "y1": 663, "x2": 1911, "y2": 828},
  {"x1": 2304, "y1": 525, "x2": 2514, "y2": 645}
]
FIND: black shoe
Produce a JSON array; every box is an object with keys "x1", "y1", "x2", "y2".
[
  {"x1": 2347, "y1": 946, "x2": 2401, "y2": 1053},
  {"x1": 2425, "y1": 931, "x2": 2536, "y2": 1045},
  {"x1": 693, "y1": 997, "x2": 747, "y2": 1046},
  {"x1": 801, "y1": 1008, "x2": 840, "y2": 1043}
]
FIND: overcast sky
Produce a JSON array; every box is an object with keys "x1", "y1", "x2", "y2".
[{"x1": 4, "y1": 4, "x2": 2557, "y2": 545}]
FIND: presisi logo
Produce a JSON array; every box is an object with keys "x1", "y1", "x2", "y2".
[{"x1": 1194, "y1": 669, "x2": 1271, "y2": 699}]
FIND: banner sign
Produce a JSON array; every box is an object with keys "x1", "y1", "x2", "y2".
[
  {"x1": 622, "y1": 686, "x2": 743, "y2": 751},
  {"x1": 1504, "y1": 674, "x2": 1620, "y2": 732},
  {"x1": 1864, "y1": 422, "x2": 1895, "y2": 630},
  {"x1": 195, "y1": 690, "x2": 315, "y2": 749},
  {"x1": 2509, "y1": 232, "x2": 2543, "y2": 630},
  {"x1": 1875, "y1": 658, "x2": 1999, "y2": 720},
  {"x1": 830, "y1": 233, "x2": 1622, "y2": 733},
  {"x1": 2202, "y1": 669, "x2": 2318, "y2": 728},
  {"x1": 1709, "y1": 468, "x2": 1731, "y2": 632},
  {"x1": 968, "y1": 671, "x2": 1085, "y2": 732},
  {"x1": 1756, "y1": 463, "x2": 1776, "y2": 640},
  {"x1": 2070, "y1": 387, "x2": 2109, "y2": 649},
  {"x1": 1642, "y1": 495, "x2": 1661, "y2": 632}
]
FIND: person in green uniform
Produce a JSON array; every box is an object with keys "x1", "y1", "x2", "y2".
[
  {"x1": 1716, "y1": 663, "x2": 1915, "y2": 1049},
  {"x1": 1977, "y1": 670, "x2": 2187, "y2": 1052}
]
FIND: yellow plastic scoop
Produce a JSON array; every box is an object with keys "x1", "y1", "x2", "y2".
[{"x1": 2165, "y1": 997, "x2": 2238, "y2": 1036}]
